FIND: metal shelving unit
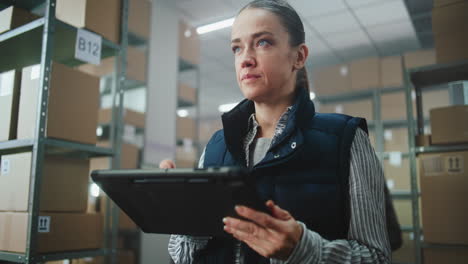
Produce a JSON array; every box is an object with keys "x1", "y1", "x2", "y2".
[
  {"x1": 0, "y1": 0, "x2": 130, "y2": 263},
  {"x1": 404, "y1": 59, "x2": 468, "y2": 264},
  {"x1": 315, "y1": 69, "x2": 423, "y2": 264}
]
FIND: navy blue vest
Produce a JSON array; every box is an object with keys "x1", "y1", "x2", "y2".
[{"x1": 196, "y1": 88, "x2": 367, "y2": 263}]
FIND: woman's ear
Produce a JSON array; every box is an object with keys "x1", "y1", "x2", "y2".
[{"x1": 294, "y1": 44, "x2": 309, "y2": 70}]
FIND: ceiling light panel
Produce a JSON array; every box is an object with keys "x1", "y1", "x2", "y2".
[
  {"x1": 306, "y1": 11, "x2": 361, "y2": 35},
  {"x1": 176, "y1": 0, "x2": 235, "y2": 26},
  {"x1": 290, "y1": 0, "x2": 348, "y2": 18},
  {"x1": 324, "y1": 29, "x2": 372, "y2": 50},
  {"x1": 353, "y1": 0, "x2": 409, "y2": 27}
]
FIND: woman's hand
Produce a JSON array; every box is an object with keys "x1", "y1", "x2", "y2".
[
  {"x1": 159, "y1": 159, "x2": 176, "y2": 169},
  {"x1": 223, "y1": 200, "x2": 303, "y2": 260}
]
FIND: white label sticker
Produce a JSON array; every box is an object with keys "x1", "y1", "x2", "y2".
[
  {"x1": 386, "y1": 179, "x2": 395, "y2": 190},
  {"x1": 389, "y1": 152, "x2": 402, "y2": 167},
  {"x1": 445, "y1": 155, "x2": 464, "y2": 174},
  {"x1": 384, "y1": 130, "x2": 393, "y2": 141},
  {"x1": 0, "y1": 70, "x2": 15, "y2": 96},
  {"x1": 38, "y1": 216, "x2": 51, "y2": 233},
  {"x1": 30, "y1": 65, "x2": 40, "y2": 80},
  {"x1": 335, "y1": 105, "x2": 344, "y2": 114},
  {"x1": 1, "y1": 159, "x2": 10, "y2": 175},
  {"x1": 75, "y1": 28, "x2": 102, "y2": 65},
  {"x1": 123, "y1": 125, "x2": 136, "y2": 143},
  {"x1": 340, "y1": 66, "x2": 348, "y2": 76}
]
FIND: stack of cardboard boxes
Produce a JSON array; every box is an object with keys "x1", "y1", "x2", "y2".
[
  {"x1": 432, "y1": 0, "x2": 468, "y2": 63},
  {"x1": 418, "y1": 105, "x2": 468, "y2": 263},
  {"x1": 0, "y1": 62, "x2": 102, "y2": 253},
  {"x1": 89, "y1": 108, "x2": 144, "y2": 231}
]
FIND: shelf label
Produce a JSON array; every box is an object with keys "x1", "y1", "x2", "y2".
[
  {"x1": 75, "y1": 28, "x2": 102, "y2": 65},
  {"x1": 38, "y1": 216, "x2": 51, "y2": 233},
  {"x1": 389, "y1": 152, "x2": 402, "y2": 167},
  {"x1": 1, "y1": 159, "x2": 10, "y2": 175}
]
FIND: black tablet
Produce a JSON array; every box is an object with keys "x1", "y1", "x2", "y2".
[{"x1": 91, "y1": 167, "x2": 268, "y2": 236}]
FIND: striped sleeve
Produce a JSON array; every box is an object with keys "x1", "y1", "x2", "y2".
[
  {"x1": 168, "y1": 148, "x2": 211, "y2": 264},
  {"x1": 271, "y1": 128, "x2": 391, "y2": 264}
]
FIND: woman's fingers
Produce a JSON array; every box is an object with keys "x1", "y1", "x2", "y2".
[
  {"x1": 159, "y1": 159, "x2": 176, "y2": 169},
  {"x1": 235, "y1": 205, "x2": 281, "y2": 230},
  {"x1": 266, "y1": 200, "x2": 292, "y2": 221}
]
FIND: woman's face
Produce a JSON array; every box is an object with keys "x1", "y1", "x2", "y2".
[{"x1": 231, "y1": 8, "x2": 300, "y2": 103}]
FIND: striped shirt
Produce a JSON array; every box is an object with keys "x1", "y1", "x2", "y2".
[{"x1": 168, "y1": 111, "x2": 391, "y2": 264}]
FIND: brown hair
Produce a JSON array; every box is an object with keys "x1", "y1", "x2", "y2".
[{"x1": 239, "y1": 0, "x2": 310, "y2": 92}]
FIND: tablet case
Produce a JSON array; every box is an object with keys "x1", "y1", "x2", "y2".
[{"x1": 91, "y1": 167, "x2": 268, "y2": 236}]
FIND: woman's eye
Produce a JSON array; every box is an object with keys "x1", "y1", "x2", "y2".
[
  {"x1": 232, "y1": 46, "x2": 240, "y2": 54},
  {"x1": 258, "y1": 39, "x2": 270, "y2": 47}
]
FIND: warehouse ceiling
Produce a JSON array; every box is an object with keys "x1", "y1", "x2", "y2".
[{"x1": 177, "y1": 0, "x2": 434, "y2": 117}]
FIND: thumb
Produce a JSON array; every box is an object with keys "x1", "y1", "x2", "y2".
[
  {"x1": 159, "y1": 159, "x2": 176, "y2": 169},
  {"x1": 266, "y1": 200, "x2": 292, "y2": 221}
]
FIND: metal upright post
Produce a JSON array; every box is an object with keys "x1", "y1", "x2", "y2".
[
  {"x1": 24, "y1": 1, "x2": 56, "y2": 263},
  {"x1": 403, "y1": 60, "x2": 422, "y2": 264},
  {"x1": 107, "y1": 0, "x2": 129, "y2": 263}
]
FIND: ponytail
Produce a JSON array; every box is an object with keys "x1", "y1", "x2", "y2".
[{"x1": 296, "y1": 67, "x2": 309, "y2": 93}]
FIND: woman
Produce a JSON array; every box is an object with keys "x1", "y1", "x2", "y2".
[{"x1": 162, "y1": 0, "x2": 391, "y2": 263}]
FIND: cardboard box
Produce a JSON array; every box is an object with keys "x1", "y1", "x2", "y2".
[
  {"x1": 98, "y1": 108, "x2": 145, "y2": 128},
  {"x1": 350, "y1": 57, "x2": 380, "y2": 91},
  {"x1": 432, "y1": 1, "x2": 468, "y2": 35},
  {"x1": 434, "y1": 29, "x2": 468, "y2": 64},
  {"x1": 0, "y1": 212, "x2": 102, "y2": 253},
  {"x1": 176, "y1": 117, "x2": 196, "y2": 140},
  {"x1": 129, "y1": 0, "x2": 151, "y2": 39},
  {"x1": 94, "y1": 142, "x2": 140, "y2": 169},
  {"x1": 433, "y1": 0, "x2": 468, "y2": 7},
  {"x1": 432, "y1": 1, "x2": 468, "y2": 63},
  {"x1": 178, "y1": 83, "x2": 196, "y2": 105},
  {"x1": 392, "y1": 233, "x2": 415, "y2": 263},
  {"x1": 77, "y1": 47, "x2": 147, "y2": 83},
  {"x1": 56, "y1": 0, "x2": 121, "y2": 43},
  {"x1": 415, "y1": 134, "x2": 432, "y2": 147},
  {"x1": 0, "y1": 152, "x2": 90, "y2": 212},
  {"x1": 179, "y1": 20, "x2": 200, "y2": 65},
  {"x1": 384, "y1": 158, "x2": 410, "y2": 190},
  {"x1": 0, "y1": 6, "x2": 38, "y2": 34},
  {"x1": 403, "y1": 49, "x2": 436, "y2": 69},
  {"x1": 424, "y1": 248, "x2": 468, "y2": 264},
  {"x1": 381, "y1": 92, "x2": 407, "y2": 120},
  {"x1": 380, "y1": 55, "x2": 404, "y2": 88},
  {"x1": 384, "y1": 128, "x2": 409, "y2": 152},
  {"x1": 127, "y1": 46, "x2": 147, "y2": 83},
  {"x1": 430, "y1": 106, "x2": 468, "y2": 145},
  {"x1": 419, "y1": 151, "x2": 468, "y2": 244},
  {"x1": 319, "y1": 100, "x2": 373, "y2": 121},
  {"x1": 421, "y1": 89, "x2": 450, "y2": 118},
  {"x1": 312, "y1": 64, "x2": 350, "y2": 96},
  {"x1": 99, "y1": 194, "x2": 137, "y2": 230},
  {"x1": 17, "y1": 63, "x2": 99, "y2": 144},
  {"x1": 0, "y1": 70, "x2": 21, "y2": 141}
]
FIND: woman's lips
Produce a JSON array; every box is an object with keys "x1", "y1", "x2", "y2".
[{"x1": 242, "y1": 74, "x2": 261, "y2": 81}]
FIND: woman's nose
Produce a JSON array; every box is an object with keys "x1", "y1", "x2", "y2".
[{"x1": 241, "y1": 55, "x2": 256, "y2": 68}]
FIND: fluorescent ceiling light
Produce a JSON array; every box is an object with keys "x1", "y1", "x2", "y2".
[
  {"x1": 310, "y1": 92, "x2": 316, "y2": 100},
  {"x1": 218, "y1": 102, "x2": 238, "y2": 113},
  {"x1": 177, "y1": 109, "x2": 189, "y2": 117},
  {"x1": 197, "y1": 17, "x2": 235, "y2": 34}
]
